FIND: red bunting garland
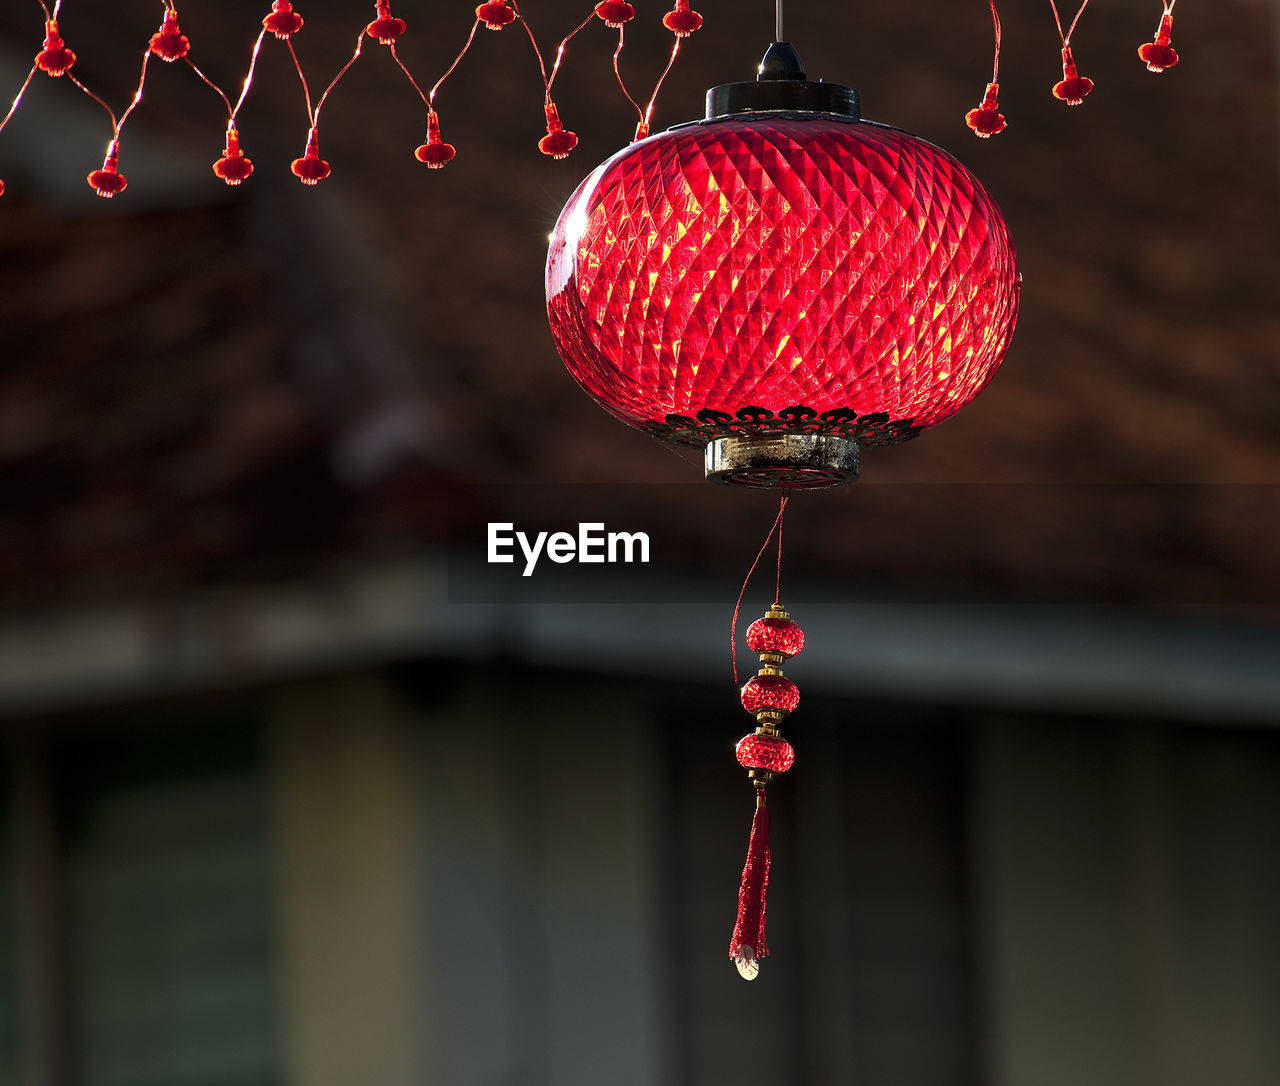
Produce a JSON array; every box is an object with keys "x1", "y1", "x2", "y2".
[
  {"x1": 964, "y1": 0, "x2": 1184, "y2": 135},
  {"x1": 0, "y1": 2, "x2": 1190, "y2": 190},
  {"x1": 0, "y1": 0, "x2": 704, "y2": 197}
]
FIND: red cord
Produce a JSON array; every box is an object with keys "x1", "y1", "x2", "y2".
[{"x1": 731, "y1": 494, "x2": 791, "y2": 686}]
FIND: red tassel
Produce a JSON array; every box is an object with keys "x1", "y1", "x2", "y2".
[{"x1": 729, "y1": 788, "x2": 771, "y2": 980}]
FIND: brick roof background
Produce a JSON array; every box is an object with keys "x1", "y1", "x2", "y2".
[{"x1": 0, "y1": 0, "x2": 1276, "y2": 613}]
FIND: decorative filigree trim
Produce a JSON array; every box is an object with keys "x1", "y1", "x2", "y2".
[{"x1": 643, "y1": 405, "x2": 922, "y2": 448}]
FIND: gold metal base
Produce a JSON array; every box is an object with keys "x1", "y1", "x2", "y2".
[{"x1": 704, "y1": 433, "x2": 860, "y2": 488}]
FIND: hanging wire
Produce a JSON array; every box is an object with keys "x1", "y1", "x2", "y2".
[
  {"x1": 988, "y1": 0, "x2": 1002, "y2": 83},
  {"x1": 776, "y1": 0, "x2": 784, "y2": 41},
  {"x1": 1048, "y1": 0, "x2": 1093, "y2": 46}
]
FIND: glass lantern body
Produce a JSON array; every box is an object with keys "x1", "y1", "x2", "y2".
[{"x1": 546, "y1": 114, "x2": 1019, "y2": 446}]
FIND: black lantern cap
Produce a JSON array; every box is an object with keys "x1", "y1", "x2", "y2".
[{"x1": 706, "y1": 42, "x2": 860, "y2": 120}]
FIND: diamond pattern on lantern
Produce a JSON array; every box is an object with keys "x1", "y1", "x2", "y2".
[{"x1": 547, "y1": 117, "x2": 1018, "y2": 439}]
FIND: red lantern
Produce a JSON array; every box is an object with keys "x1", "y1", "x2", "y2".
[
  {"x1": 545, "y1": 42, "x2": 1021, "y2": 981},
  {"x1": 546, "y1": 44, "x2": 1019, "y2": 488}
]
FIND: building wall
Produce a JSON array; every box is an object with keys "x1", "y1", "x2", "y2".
[
  {"x1": 974, "y1": 716, "x2": 1280, "y2": 1086},
  {"x1": 3, "y1": 661, "x2": 1279, "y2": 1086}
]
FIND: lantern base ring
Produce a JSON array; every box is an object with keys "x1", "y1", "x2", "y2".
[{"x1": 704, "y1": 434, "x2": 860, "y2": 489}]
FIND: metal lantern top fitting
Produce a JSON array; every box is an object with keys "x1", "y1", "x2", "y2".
[{"x1": 546, "y1": 42, "x2": 1020, "y2": 488}]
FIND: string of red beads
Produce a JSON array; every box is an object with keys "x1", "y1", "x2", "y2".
[{"x1": 734, "y1": 604, "x2": 804, "y2": 787}]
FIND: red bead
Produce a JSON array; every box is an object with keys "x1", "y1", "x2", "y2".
[
  {"x1": 736, "y1": 733, "x2": 795, "y2": 774},
  {"x1": 594, "y1": 0, "x2": 635, "y2": 27},
  {"x1": 291, "y1": 128, "x2": 330, "y2": 185},
  {"x1": 263, "y1": 1, "x2": 304, "y2": 39},
  {"x1": 741, "y1": 675, "x2": 799, "y2": 715},
  {"x1": 0, "y1": 178, "x2": 6, "y2": 197},
  {"x1": 965, "y1": 81, "x2": 1006, "y2": 138},
  {"x1": 36, "y1": 21, "x2": 76, "y2": 77},
  {"x1": 662, "y1": 0, "x2": 702, "y2": 37},
  {"x1": 87, "y1": 147, "x2": 127, "y2": 198},
  {"x1": 538, "y1": 102, "x2": 577, "y2": 160},
  {"x1": 149, "y1": 11, "x2": 190, "y2": 62},
  {"x1": 547, "y1": 116, "x2": 1018, "y2": 439},
  {"x1": 367, "y1": 1, "x2": 405, "y2": 43},
  {"x1": 476, "y1": 1, "x2": 516, "y2": 29},
  {"x1": 213, "y1": 128, "x2": 253, "y2": 185},
  {"x1": 745, "y1": 617, "x2": 804, "y2": 658},
  {"x1": 414, "y1": 110, "x2": 455, "y2": 168},
  {"x1": 1053, "y1": 46, "x2": 1094, "y2": 105}
]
